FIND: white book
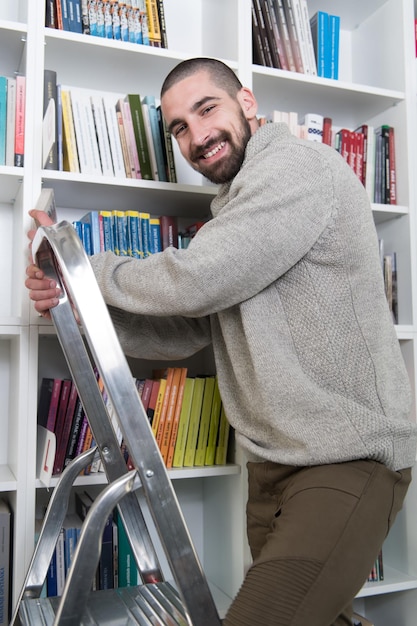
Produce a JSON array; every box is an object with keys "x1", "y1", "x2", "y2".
[
  {"x1": 290, "y1": 0, "x2": 311, "y2": 74},
  {"x1": 69, "y1": 87, "x2": 102, "y2": 175},
  {"x1": 5, "y1": 77, "x2": 16, "y2": 166},
  {"x1": 90, "y1": 93, "x2": 114, "y2": 177},
  {"x1": 300, "y1": 0, "x2": 317, "y2": 75},
  {"x1": 302, "y1": 113, "x2": 323, "y2": 142},
  {"x1": 102, "y1": 95, "x2": 126, "y2": 178}
]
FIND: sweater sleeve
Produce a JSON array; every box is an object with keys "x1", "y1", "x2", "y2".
[{"x1": 89, "y1": 136, "x2": 335, "y2": 318}]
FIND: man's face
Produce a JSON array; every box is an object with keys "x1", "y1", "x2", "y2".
[{"x1": 161, "y1": 71, "x2": 255, "y2": 184}]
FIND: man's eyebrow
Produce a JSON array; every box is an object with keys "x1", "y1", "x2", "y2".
[{"x1": 167, "y1": 95, "x2": 222, "y2": 134}]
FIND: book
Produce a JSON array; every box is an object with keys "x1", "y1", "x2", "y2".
[
  {"x1": 115, "y1": 509, "x2": 138, "y2": 587},
  {"x1": 156, "y1": 0, "x2": 168, "y2": 48},
  {"x1": 145, "y1": 0, "x2": 162, "y2": 47},
  {"x1": 257, "y1": 0, "x2": 281, "y2": 69},
  {"x1": 329, "y1": 14, "x2": 340, "y2": 80},
  {"x1": 272, "y1": 0, "x2": 296, "y2": 72},
  {"x1": 149, "y1": 217, "x2": 162, "y2": 254},
  {"x1": 159, "y1": 215, "x2": 178, "y2": 249},
  {"x1": 310, "y1": 10, "x2": 329, "y2": 78},
  {"x1": 215, "y1": 404, "x2": 230, "y2": 465},
  {"x1": 46, "y1": 378, "x2": 63, "y2": 433},
  {"x1": 141, "y1": 101, "x2": 159, "y2": 180},
  {"x1": 160, "y1": 367, "x2": 187, "y2": 463},
  {"x1": 126, "y1": 93, "x2": 153, "y2": 179},
  {"x1": 355, "y1": 123, "x2": 375, "y2": 199},
  {"x1": 299, "y1": 0, "x2": 317, "y2": 75},
  {"x1": 0, "y1": 77, "x2": 7, "y2": 166},
  {"x1": 102, "y1": 95, "x2": 126, "y2": 178},
  {"x1": 387, "y1": 125, "x2": 397, "y2": 205},
  {"x1": 156, "y1": 104, "x2": 177, "y2": 182},
  {"x1": 205, "y1": 378, "x2": 222, "y2": 466},
  {"x1": 289, "y1": 0, "x2": 311, "y2": 74},
  {"x1": 282, "y1": 0, "x2": 304, "y2": 73},
  {"x1": 61, "y1": 88, "x2": 80, "y2": 172},
  {"x1": 146, "y1": 379, "x2": 160, "y2": 425},
  {"x1": 70, "y1": 87, "x2": 102, "y2": 175},
  {"x1": 183, "y1": 377, "x2": 206, "y2": 467},
  {"x1": 80, "y1": 211, "x2": 101, "y2": 254},
  {"x1": 53, "y1": 379, "x2": 72, "y2": 446},
  {"x1": 252, "y1": 0, "x2": 268, "y2": 66},
  {"x1": 14, "y1": 74, "x2": 26, "y2": 167},
  {"x1": 165, "y1": 367, "x2": 188, "y2": 468},
  {"x1": 90, "y1": 93, "x2": 114, "y2": 177},
  {"x1": 322, "y1": 116, "x2": 332, "y2": 147},
  {"x1": 33, "y1": 187, "x2": 58, "y2": 226},
  {"x1": 155, "y1": 367, "x2": 176, "y2": 451},
  {"x1": 142, "y1": 94, "x2": 167, "y2": 181},
  {"x1": 5, "y1": 77, "x2": 16, "y2": 166},
  {"x1": 302, "y1": 113, "x2": 323, "y2": 142},
  {"x1": 121, "y1": 98, "x2": 142, "y2": 178},
  {"x1": 194, "y1": 376, "x2": 216, "y2": 466},
  {"x1": 171, "y1": 377, "x2": 195, "y2": 468},
  {"x1": 43, "y1": 69, "x2": 58, "y2": 170},
  {"x1": 151, "y1": 377, "x2": 167, "y2": 436},
  {"x1": 53, "y1": 386, "x2": 80, "y2": 475},
  {"x1": 37, "y1": 377, "x2": 55, "y2": 429},
  {"x1": 0, "y1": 500, "x2": 11, "y2": 625}
]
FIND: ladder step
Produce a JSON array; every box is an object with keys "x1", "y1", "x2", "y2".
[{"x1": 19, "y1": 582, "x2": 187, "y2": 626}]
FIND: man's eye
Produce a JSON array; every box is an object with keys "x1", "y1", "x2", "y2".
[
  {"x1": 203, "y1": 105, "x2": 215, "y2": 115},
  {"x1": 174, "y1": 125, "x2": 187, "y2": 137}
]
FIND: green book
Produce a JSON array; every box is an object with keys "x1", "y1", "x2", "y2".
[
  {"x1": 194, "y1": 376, "x2": 215, "y2": 466},
  {"x1": 205, "y1": 377, "x2": 222, "y2": 466},
  {"x1": 126, "y1": 94, "x2": 153, "y2": 180},
  {"x1": 183, "y1": 378, "x2": 206, "y2": 467}
]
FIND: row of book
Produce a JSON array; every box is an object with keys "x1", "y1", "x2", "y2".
[
  {"x1": 0, "y1": 75, "x2": 26, "y2": 167},
  {"x1": 37, "y1": 368, "x2": 230, "y2": 476},
  {"x1": 73, "y1": 209, "x2": 205, "y2": 257},
  {"x1": 259, "y1": 111, "x2": 397, "y2": 205},
  {"x1": 252, "y1": 0, "x2": 340, "y2": 79},
  {"x1": 40, "y1": 500, "x2": 143, "y2": 596},
  {"x1": 45, "y1": 0, "x2": 168, "y2": 48},
  {"x1": 43, "y1": 69, "x2": 177, "y2": 181}
]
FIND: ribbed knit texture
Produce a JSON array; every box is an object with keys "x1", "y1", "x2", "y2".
[{"x1": 90, "y1": 123, "x2": 417, "y2": 471}]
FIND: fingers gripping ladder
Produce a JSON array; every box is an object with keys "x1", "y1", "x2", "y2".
[{"x1": 15, "y1": 221, "x2": 221, "y2": 626}]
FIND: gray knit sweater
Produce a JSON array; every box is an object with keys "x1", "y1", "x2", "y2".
[{"x1": 90, "y1": 123, "x2": 417, "y2": 471}]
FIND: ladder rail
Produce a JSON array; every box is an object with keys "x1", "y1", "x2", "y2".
[{"x1": 31, "y1": 222, "x2": 222, "y2": 626}]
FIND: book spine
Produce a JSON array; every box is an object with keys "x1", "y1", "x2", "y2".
[
  {"x1": 282, "y1": 0, "x2": 304, "y2": 73},
  {"x1": 273, "y1": 0, "x2": 297, "y2": 72},
  {"x1": 90, "y1": 94, "x2": 114, "y2": 176},
  {"x1": 127, "y1": 94, "x2": 153, "y2": 179},
  {"x1": 145, "y1": 0, "x2": 161, "y2": 46},
  {"x1": 329, "y1": 14, "x2": 340, "y2": 80},
  {"x1": 61, "y1": 89, "x2": 80, "y2": 172},
  {"x1": 0, "y1": 77, "x2": 7, "y2": 166},
  {"x1": 5, "y1": 77, "x2": 16, "y2": 166},
  {"x1": 156, "y1": 0, "x2": 168, "y2": 47},
  {"x1": 14, "y1": 75, "x2": 26, "y2": 167}
]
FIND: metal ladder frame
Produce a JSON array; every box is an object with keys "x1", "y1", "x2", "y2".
[{"x1": 14, "y1": 221, "x2": 221, "y2": 626}]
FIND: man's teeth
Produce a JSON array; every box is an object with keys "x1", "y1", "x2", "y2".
[{"x1": 203, "y1": 142, "x2": 225, "y2": 159}]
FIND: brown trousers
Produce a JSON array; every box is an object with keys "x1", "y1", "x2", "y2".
[{"x1": 223, "y1": 459, "x2": 411, "y2": 626}]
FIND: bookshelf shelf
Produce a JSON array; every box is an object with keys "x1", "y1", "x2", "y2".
[{"x1": 1, "y1": 1, "x2": 417, "y2": 624}]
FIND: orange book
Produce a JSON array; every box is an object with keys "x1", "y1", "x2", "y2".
[
  {"x1": 151, "y1": 378, "x2": 167, "y2": 437},
  {"x1": 159, "y1": 368, "x2": 185, "y2": 461},
  {"x1": 165, "y1": 368, "x2": 187, "y2": 467},
  {"x1": 155, "y1": 367, "x2": 176, "y2": 448}
]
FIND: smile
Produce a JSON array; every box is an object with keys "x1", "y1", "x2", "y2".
[{"x1": 203, "y1": 141, "x2": 226, "y2": 159}]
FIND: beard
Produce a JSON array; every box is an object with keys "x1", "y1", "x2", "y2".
[{"x1": 189, "y1": 110, "x2": 252, "y2": 184}]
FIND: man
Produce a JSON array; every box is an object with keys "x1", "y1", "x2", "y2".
[{"x1": 26, "y1": 58, "x2": 416, "y2": 625}]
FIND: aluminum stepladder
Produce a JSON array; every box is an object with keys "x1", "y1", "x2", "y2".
[{"x1": 13, "y1": 221, "x2": 222, "y2": 626}]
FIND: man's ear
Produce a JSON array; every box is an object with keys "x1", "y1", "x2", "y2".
[{"x1": 237, "y1": 87, "x2": 258, "y2": 121}]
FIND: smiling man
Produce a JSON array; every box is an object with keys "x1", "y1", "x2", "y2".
[{"x1": 26, "y1": 58, "x2": 416, "y2": 626}]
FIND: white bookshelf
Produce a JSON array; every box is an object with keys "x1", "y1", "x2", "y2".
[{"x1": 1, "y1": 0, "x2": 417, "y2": 623}]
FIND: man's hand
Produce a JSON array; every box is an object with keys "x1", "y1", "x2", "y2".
[{"x1": 26, "y1": 209, "x2": 60, "y2": 318}]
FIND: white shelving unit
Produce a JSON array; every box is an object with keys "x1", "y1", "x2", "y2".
[{"x1": 1, "y1": 0, "x2": 417, "y2": 623}]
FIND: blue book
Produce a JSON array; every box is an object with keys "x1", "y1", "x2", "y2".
[
  {"x1": 0, "y1": 76, "x2": 7, "y2": 166},
  {"x1": 149, "y1": 218, "x2": 162, "y2": 254},
  {"x1": 127, "y1": 210, "x2": 141, "y2": 258},
  {"x1": 68, "y1": 0, "x2": 83, "y2": 33},
  {"x1": 329, "y1": 14, "x2": 340, "y2": 80},
  {"x1": 310, "y1": 11, "x2": 329, "y2": 78},
  {"x1": 80, "y1": 211, "x2": 100, "y2": 254},
  {"x1": 61, "y1": 0, "x2": 71, "y2": 31},
  {"x1": 139, "y1": 212, "x2": 151, "y2": 258},
  {"x1": 142, "y1": 95, "x2": 167, "y2": 182},
  {"x1": 114, "y1": 210, "x2": 128, "y2": 256},
  {"x1": 99, "y1": 210, "x2": 114, "y2": 252}
]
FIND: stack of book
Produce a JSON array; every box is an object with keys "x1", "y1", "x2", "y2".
[
  {"x1": 45, "y1": 0, "x2": 168, "y2": 48},
  {"x1": 258, "y1": 111, "x2": 397, "y2": 206},
  {"x1": 72, "y1": 210, "x2": 205, "y2": 258},
  {"x1": 43, "y1": 69, "x2": 177, "y2": 181},
  {"x1": 0, "y1": 74, "x2": 26, "y2": 167},
  {"x1": 37, "y1": 369, "x2": 231, "y2": 479},
  {"x1": 251, "y1": 0, "x2": 340, "y2": 79}
]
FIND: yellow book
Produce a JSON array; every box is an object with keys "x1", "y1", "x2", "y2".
[
  {"x1": 151, "y1": 378, "x2": 167, "y2": 437},
  {"x1": 145, "y1": 0, "x2": 161, "y2": 46},
  {"x1": 172, "y1": 378, "x2": 195, "y2": 468},
  {"x1": 215, "y1": 405, "x2": 230, "y2": 466},
  {"x1": 204, "y1": 377, "x2": 222, "y2": 466},
  {"x1": 61, "y1": 89, "x2": 80, "y2": 173},
  {"x1": 194, "y1": 376, "x2": 215, "y2": 466},
  {"x1": 183, "y1": 378, "x2": 206, "y2": 467}
]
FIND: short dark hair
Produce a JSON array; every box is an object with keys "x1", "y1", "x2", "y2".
[{"x1": 161, "y1": 57, "x2": 243, "y2": 100}]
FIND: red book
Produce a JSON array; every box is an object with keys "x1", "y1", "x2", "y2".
[
  {"x1": 52, "y1": 379, "x2": 72, "y2": 438},
  {"x1": 146, "y1": 379, "x2": 160, "y2": 426},
  {"x1": 159, "y1": 215, "x2": 178, "y2": 249},
  {"x1": 322, "y1": 117, "x2": 332, "y2": 146},
  {"x1": 53, "y1": 383, "x2": 79, "y2": 475},
  {"x1": 14, "y1": 75, "x2": 26, "y2": 167},
  {"x1": 46, "y1": 379, "x2": 63, "y2": 433}
]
